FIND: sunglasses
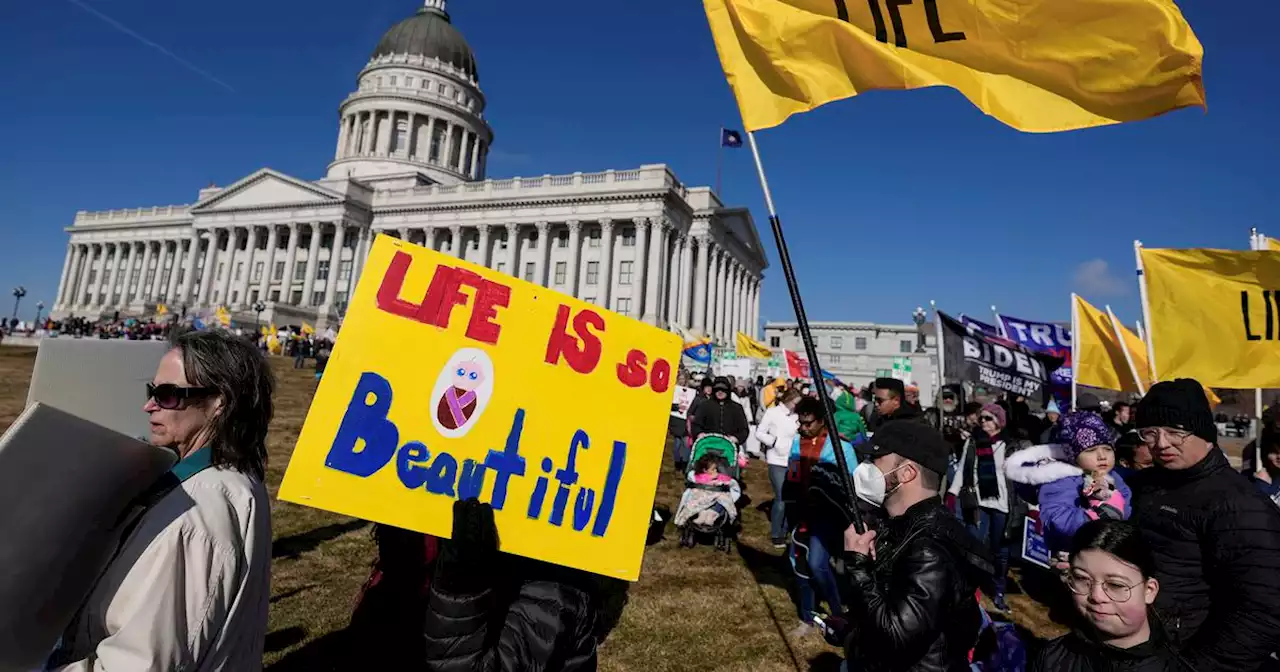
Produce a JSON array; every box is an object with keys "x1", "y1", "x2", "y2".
[
  {"x1": 146, "y1": 383, "x2": 215, "y2": 410},
  {"x1": 980, "y1": 415, "x2": 999, "y2": 423}
]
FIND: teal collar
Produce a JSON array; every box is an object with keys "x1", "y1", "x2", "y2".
[{"x1": 171, "y1": 446, "x2": 213, "y2": 482}]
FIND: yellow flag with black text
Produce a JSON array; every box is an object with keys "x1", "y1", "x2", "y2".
[
  {"x1": 703, "y1": 0, "x2": 1204, "y2": 132},
  {"x1": 736, "y1": 331, "x2": 773, "y2": 359},
  {"x1": 1074, "y1": 295, "x2": 1137, "y2": 393},
  {"x1": 1141, "y1": 248, "x2": 1280, "y2": 388}
]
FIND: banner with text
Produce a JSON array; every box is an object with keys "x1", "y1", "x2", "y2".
[
  {"x1": 278, "y1": 236, "x2": 680, "y2": 581},
  {"x1": 996, "y1": 313, "x2": 1073, "y2": 390},
  {"x1": 940, "y1": 311, "x2": 1063, "y2": 398},
  {"x1": 784, "y1": 349, "x2": 810, "y2": 379}
]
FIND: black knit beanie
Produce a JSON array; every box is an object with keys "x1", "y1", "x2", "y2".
[{"x1": 1135, "y1": 379, "x2": 1217, "y2": 444}]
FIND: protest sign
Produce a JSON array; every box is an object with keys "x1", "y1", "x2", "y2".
[
  {"x1": 27, "y1": 339, "x2": 170, "y2": 441},
  {"x1": 961, "y1": 316, "x2": 1000, "y2": 337},
  {"x1": 939, "y1": 312, "x2": 1062, "y2": 398},
  {"x1": 719, "y1": 357, "x2": 752, "y2": 380},
  {"x1": 996, "y1": 313, "x2": 1073, "y2": 389},
  {"x1": 670, "y1": 386, "x2": 698, "y2": 419},
  {"x1": 784, "y1": 349, "x2": 810, "y2": 378},
  {"x1": 1022, "y1": 516, "x2": 1052, "y2": 570},
  {"x1": 278, "y1": 236, "x2": 680, "y2": 581}
]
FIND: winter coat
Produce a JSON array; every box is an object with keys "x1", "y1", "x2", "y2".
[
  {"x1": 1032, "y1": 623, "x2": 1195, "y2": 672},
  {"x1": 756, "y1": 404, "x2": 799, "y2": 467},
  {"x1": 1251, "y1": 472, "x2": 1280, "y2": 509},
  {"x1": 49, "y1": 467, "x2": 272, "y2": 672},
  {"x1": 947, "y1": 435, "x2": 1011, "y2": 514},
  {"x1": 843, "y1": 497, "x2": 995, "y2": 672},
  {"x1": 1129, "y1": 449, "x2": 1280, "y2": 671},
  {"x1": 1004, "y1": 444, "x2": 1132, "y2": 553},
  {"x1": 690, "y1": 397, "x2": 750, "y2": 446},
  {"x1": 871, "y1": 403, "x2": 931, "y2": 432}
]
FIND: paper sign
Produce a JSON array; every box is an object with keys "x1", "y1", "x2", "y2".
[
  {"x1": 718, "y1": 357, "x2": 752, "y2": 380},
  {"x1": 671, "y1": 386, "x2": 697, "y2": 419},
  {"x1": 278, "y1": 236, "x2": 681, "y2": 581},
  {"x1": 1021, "y1": 516, "x2": 1052, "y2": 569}
]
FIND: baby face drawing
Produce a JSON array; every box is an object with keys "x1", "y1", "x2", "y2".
[
  {"x1": 453, "y1": 361, "x2": 485, "y2": 392},
  {"x1": 431, "y1": 348, "x2": 495, "y2": 436}
]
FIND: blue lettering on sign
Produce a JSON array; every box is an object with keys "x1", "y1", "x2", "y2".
[{"x1": 323, "y1": 371, "x2": 626, "y2": 538}]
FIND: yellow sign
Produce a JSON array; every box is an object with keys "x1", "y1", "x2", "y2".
[
  {"x1": 278, "y1": 236, "x2": 680, "y2": 581},
  {"x1": 215, "y1": 305, "x2": 231, "y2": 327},
  {"x1": 301, "y1": 322, "x2": 315, "y2": 336},
  {"x1": 703, "y1": 0, "x2": 1204, "y2": 133},
  {"x1": 735, "y1": 331, "x2": 772, "y2": 359},
  {"x1": 1073, "y1": 295, "x2": 1137, "y2": 393},
  {"x1": 1141, "y1": 248, "x2": 1280, "y2": 389},
  {"x1": 1106, "y1": 307, "x2": 1219, "y2": 407},
  {"x1": 156, "y1": 303, "x2": 168, "y2": 316}
]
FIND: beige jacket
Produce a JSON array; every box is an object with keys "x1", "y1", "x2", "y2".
[{"x1": 51, "y1": 467, "x2": 272, "y2": 671}]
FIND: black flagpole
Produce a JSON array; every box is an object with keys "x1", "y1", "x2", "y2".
[{"x1": 746, "y1": 131, "x2": 866, "y2": 534}]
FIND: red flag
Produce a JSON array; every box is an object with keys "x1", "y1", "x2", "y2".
[{"x1": 784, "y1": 350, "x2": 810, "y2": 379}]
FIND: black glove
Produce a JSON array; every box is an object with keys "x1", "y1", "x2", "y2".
[
  {"x1": 820, "y1": 614, "x2": 852, "y2": 647},
  {"x1": 433, "y1": 498, "x2": 500, "y2": 594}
]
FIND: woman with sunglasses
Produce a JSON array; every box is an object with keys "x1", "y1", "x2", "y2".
[
  {"x1": 1032, "y1": 519, "x2": 1193, "y2": 671},
  {"x1": 49, "y1": 329, "x2": 274, "y2": 671},
  {"x1": 946, "y1": 403, "x2": 1016, "y2": 612}
]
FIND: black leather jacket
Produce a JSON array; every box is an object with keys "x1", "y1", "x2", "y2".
[
  {"x1": 1031, "y1": 622, "x2": 1196, "y2": 672},
  {"x1": 843, "y1": 497, "x2": 995, "y2": 672}
]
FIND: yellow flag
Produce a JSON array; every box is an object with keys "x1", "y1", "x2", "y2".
[
  {"x1": 1140, "y1": 248, "x2": 1280, "y2": 388},
  {"x1": 155, "y1": 303, "x2": 168, "y2": 316},
  {"x1": 1267, "y1": 237, "x2": 1280, "y2": 252},
  {"x1": 1106, "y1": 306, "x2": 1220, "y2": 407},
  {"x1": 703, "y1": 0, "x2": 1204, "y2": 133},
  {"x1": 215, "y1": 306, "x2": 231, "y2": 327},
  {"x1": 1074, "y1": 295, "x2": 1138, "y2": 393},
  {"x1": 301, "y1": 322, "x2": 316, "y2": 336},
  {"x1": 735, "y1": 331, "x2": 773, "y2": 359}
]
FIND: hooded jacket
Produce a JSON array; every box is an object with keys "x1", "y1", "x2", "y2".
[
  {"x1": 1032, "y1": 620, "x2": 1195, "y2": 672},
  {"x1": 1004, "y1": 444, "x2": 1132, "y2": 553},
  {"x1": 1129, "y1": 449, "x2": 1280, "y2": 671},
  {"x1": 690, "y1": 395, "x2": 750, "y2": 446},
  {"x1": 843, "y1": 497, "x2": 995, "y2": 672}
]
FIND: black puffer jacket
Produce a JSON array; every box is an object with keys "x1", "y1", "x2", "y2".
[
  {"x1": 423, "y1": 578, "x2": 597, "y2": 671},
  {"x1": 690, "y1": 397, "x2": 750, "y2": 445},
  {"x1": 843, "y1": 497, "x2": 995, "y2": 672},
  {"x1": 1032, "y1": 622, "x2": 1195, "y2": 672},
  {"x1": 1129, "y1": 449, "x2": 1280, "y2": 671}
]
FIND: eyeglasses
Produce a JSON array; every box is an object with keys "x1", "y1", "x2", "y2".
[
  {"x1": 1065, "y1": 573, "x2": 1137, "y2": 602},
  {"x1": 146, "y1": 383, "x2": 215, "y2": 410},
  {"x1": 799, "y1": 417, "x2": 821, "y2": 427},
  {"x1": 980, "y1": 415, "x2": 999, "y2": 423},
  {"x1": 1138, "y1": 427, "x2": 1193, "y2": 447},
  {"x1": 875, "y1": 396, "x2": 893, "y2": 405}
]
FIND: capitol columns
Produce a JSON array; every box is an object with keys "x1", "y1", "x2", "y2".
[
  {"x1": 96, "y1": 243, "x2": 117, "y2": 308},
  {"x1": 476, "y1": 224, "x2": 492, "y2": 268},
  {"x1": 564, "y1": 220, "x2": 581, "y2": 296},
  {"x1": 302, "y1": 224, "x2": 322, "y2": 307},
  {"x1": 322, "y1": 223, "x2": 347, "y2": 310},
  {"x1": 693, "y1": 236, "x2": 710, "y2": 335},
  {"x1": 150, "y1": 241, "x2": 168, "y2": 302},
  {"x1": 279, "y1": 224, "x2": 300, "y2": 306},
  {"x1": 53, "y1": 244, "x2": 76, "y2": 309},
  {"x1": 667, "y1": 233, "x2": 683, "y2": 326},
  {"x1": 706, "y1": 246, "x2": 721, "y2": 340},
  {"x1": 162, "y1": 240, "x2": 181, "y2": 305},
  {"x1": 448, "y1": 225, "x2": 462, "y2": 258},
  {"x1": 259, "y1": 224, "x2": 280, "y2": 302},
  {"x1": 534, "y1": 221, "x2": 551, "y2": 287},
  {"x1": 216, "y1": 229, "x2": 238, "y2": 307},
  {"x1": 678, "y1": 235, "x2": 694, "y2": 328},
  {"x1": 598, "y1": 219, "x2": 615, "y2": 308},
  {"x1": 136, "y1": 240, "x2": 154, "y2": 304},
  {"x1": 503, "y1": 223, "x2": 520, "y2": 277},
  {"x1": 631, "y1": 217, "x2": 651, "y2": 321},
  {"x1": 198, "y1": 232, "x2": 219, "y2": 306},
  {"x1": 235, "y1": 226, "x2": 260, "y2": 307}
]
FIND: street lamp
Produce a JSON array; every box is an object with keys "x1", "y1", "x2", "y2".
[
  {"x1": 35, "y1": 301, "x2": 45, "y2": 327},
  {"x1": 11, "y1": 286, "x2": 27, "y2": 324},
  {"x1": 253, "y1": 301, "x2": 267, "y2": 331},
  {"x1": 912, "y1": 305, "x2": 928, "y2": 353}
]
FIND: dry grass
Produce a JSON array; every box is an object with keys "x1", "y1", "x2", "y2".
[{"x1": 1, "y1": 344, "x2": 1082, "y2": 671}]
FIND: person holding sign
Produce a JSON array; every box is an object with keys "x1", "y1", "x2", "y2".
[{"x1": 48, "y1": 329, "x2": 273, "y2": 671}]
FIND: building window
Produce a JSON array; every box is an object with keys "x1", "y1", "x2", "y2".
[
  {"x1": 294, "y1": 261, "x2": 307, "y2": 281},
  {"x1": 586, "y1": 261, "x2": 599, "y2": 286},
  {"x1": 616, "y1": 297, "x2": 632, "y2": 314},
  {"x1": 583, "y1": 296, "x2": 596, "y2": 305},
  {"x1": 405, "y1": 76, "x2": 413, "y2": 87},
  {"x1": 498, "y1": 232, "x2": 509, "y2": 250},
  {"x1": 831, "y1": 336, "x2": 843, "y2": 350},
  {"x1": 855, "y1": 337, "x2": 867, "y2": 350},
  {"x1": 421, "y1": 79, "x2": 429, "y2": 89},
  {"x1": 621, "y1": 227, "x2": 636, "y2": 247},
  {"x1": 588, "y1": 229, "x2": 601, "y2": 248},
  {"x1": 462, "y1": 133, "x2": 476, "y2": 175},
  {"x1": 829, "y1": 354, "x2": 841, "y2": 364},
  {"x1": 389, "y1": 75, "x2": 397, "y2": 87},
  {"x1": 317, "y1": 260, "x2": 330, "y2": 280},
  {"x1": 336, "y1": 291, "x2": 349, "y2": 306},
  {"x1": 524, "y1": 263, "x2": 535, "y2": 282},
  {"x1": 394, "y1": 120, "x2": 408, "y2": 154},
  {"x1": 252, "y1": 261, "x2": 263, "y2": 283},
  {"x1": 234, "y1": 263, "x2": 243, "y2": 281},
  {"x1": 554, "y1": 262, "x2": 567, "y2": 285},
  {"x1": 273, "y1": 261, "x2": 285, "y2": 282},
  {"x1": 438, "y1": 83, "x2": 446, "y2": 94},
  {"x1": 449, "y1": 131, "x2": 463, "y2": 169},
  {"x1": 250, "y1": 290, "x2": 259, "y2": 304},
  {"x1": 429, "y1": 121, "x2": 446, "y2": 162},
  {"x1": 900, "y1": 340, "x2": 913, "y2": 354},
  {"x1": 557, "y1": 231, "x2": 568, "y2": 248},
  {"x1": 216, "y1": 263, "x2": 224, "y2": 281},
  {"x1": 270, "y1": 290, "x2": 280, "y2": 302},
  {"x1": 87, "y1": 270, "x2": 97, "y2": 285},
  {"x1": 291, "y1": 290, "x2": 303, "y2": 305},
  {"x1": 338, "y1": 260, "x2": 353, "y2": 281},
  {"x1": 311, "y1": 291, "x2": 325, "y2": 307},
  {"x1": 231, "y1": 291, "x2": 239, "y2": 304},
  {"x1": 497, "y1": 262, "x2": 506, "y2": 274},
  {"x1": 376, "y1": 76, "x2": 383, "y2": 87},
  {"x1": 144, "y1": 270, "x2": 155, "y2": 289},
  {"x1": 618, "y1": 261, "x2": 634, "y2": 285}
]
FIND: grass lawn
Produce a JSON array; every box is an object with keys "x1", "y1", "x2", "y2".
[{"x1": 0, "y1": 344, "x2": 1075, "y2": 671}]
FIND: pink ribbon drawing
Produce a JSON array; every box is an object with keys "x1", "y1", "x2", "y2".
[{"x1": 445, "y1": 387, "x2": 477, "y2": 428}]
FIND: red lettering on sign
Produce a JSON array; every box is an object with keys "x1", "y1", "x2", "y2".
[
  {"x1": 418, "y1": 266, "x2": 470, "y2": 328},
  {"x1": 467, "y1": 276, "x2": 511, "y2": 345},
  {"x1": 375, "y1": 251, "x2": 421, "y2": 319},
  {"x1": 649, "y1": 358, "x2": 672, "y2": 393},
  {"x1": 616, "y1": 349, "x2": 648, "y2": 388},
  {"x1": 375, "y1": 254, "x2": 508, "y2": 345},
  {"x1": 544, "y1": 305, "x2": 604, "y2": 374}
]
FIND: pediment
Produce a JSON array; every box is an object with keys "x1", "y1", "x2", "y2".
[{"x1": 192, "y1": 168, "x2": 344, "y2": 212}]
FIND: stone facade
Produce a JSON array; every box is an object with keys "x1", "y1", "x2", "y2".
[
  {"x1": 50, "y1": 1, "x2": 767, "y2": 338},
  {"x1": 764, "y1": 321, "x2": 939, "y2": 400}
]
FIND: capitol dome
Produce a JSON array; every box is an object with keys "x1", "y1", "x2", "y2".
[{"x1": 371, "y1": 0, "x2": 477, "y2": 81}]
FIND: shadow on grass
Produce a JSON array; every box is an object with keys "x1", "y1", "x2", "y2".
[
  {"x1": 265, "y1": 629, "x2": 353, "y2": 672},
  {"x1": 264, "y1": 626, "x2": 307, "y2": 654},
  {"x1": 808, "y1": 651, "x2": 844, "y2": 671},
  {"x1": 273, "y1": 520, "x2": 370, "y2": 560},
  {"x1": 737, "y1": 536, "x2": 794, "y2": 593},
  {"x1": 270, "y1": 583, "x2": 318, "y2": 604}
]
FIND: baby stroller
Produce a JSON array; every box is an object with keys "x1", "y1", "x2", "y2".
[{"x1": 674, "y1": 434, "x2": 743, "y2": 552}]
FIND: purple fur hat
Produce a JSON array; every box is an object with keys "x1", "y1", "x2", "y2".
[{"x1": 1057, "y1": 411, "x2": 1115, "y2": 461}]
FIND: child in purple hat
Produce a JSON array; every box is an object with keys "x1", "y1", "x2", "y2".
[{"x1": 1005, "y1": 411, "x2": 1132, "y2": 555}]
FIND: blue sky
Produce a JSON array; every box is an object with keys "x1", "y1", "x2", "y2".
[{"x1": 1, "y1": 0, "x2": 1274, "y2": 328}]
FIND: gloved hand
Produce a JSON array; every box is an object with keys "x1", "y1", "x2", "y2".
[{"x1": 434, "y1": 498, "x2": 500, "y2": 594}]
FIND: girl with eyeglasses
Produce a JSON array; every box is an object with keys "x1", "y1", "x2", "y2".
[{"x1": 1032, "y1": 519, "x2": 1194, "y2": 671}]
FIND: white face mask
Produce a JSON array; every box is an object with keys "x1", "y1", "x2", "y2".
[{"x1": 853, "y1": 461, "x2": 911, "y2": 507}]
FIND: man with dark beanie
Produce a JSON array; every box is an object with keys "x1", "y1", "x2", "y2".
[{"x1": 1130, "y1": 378, "x2": 1280, "y2": 671}]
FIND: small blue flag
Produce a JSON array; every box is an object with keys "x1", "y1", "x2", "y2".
[
  {"x1": 720, "y1": 128, "x2": 743, "y2": 148},
  {"x1": 192, "y1": 317, "x2": 206, "y2": 330},
  {"x1": 683, "y1": 339, "x2": 713, "y2": 364}
]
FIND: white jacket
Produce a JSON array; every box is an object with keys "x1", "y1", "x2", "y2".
[
  {"x1": 947, "y1": 436, "x2": 1011, "y2": 514},
  {"x1": 52, "y1": 467, "x2": 272, "y2": 671},
  {"x1": 755, "y1": 404, "x2": 799, "y2": 467}
]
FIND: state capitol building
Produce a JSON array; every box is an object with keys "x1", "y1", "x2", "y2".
[{"x1": 48, "y1": 0, "x2": 767, "y2": 338}]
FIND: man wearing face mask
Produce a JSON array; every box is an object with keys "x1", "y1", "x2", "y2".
[{"x1": 837, "y1": 421, "x2": 997, "y2": 672}]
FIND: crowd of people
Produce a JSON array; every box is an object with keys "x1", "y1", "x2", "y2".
[{"x1": 15, "y1": 320, "x2": 1280, "y2": 670}]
